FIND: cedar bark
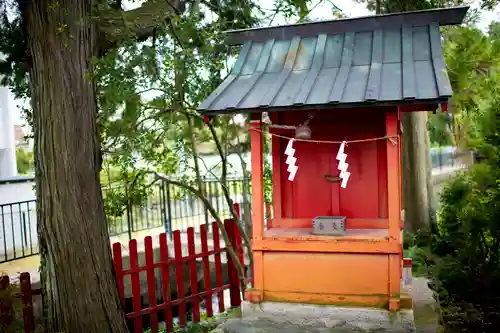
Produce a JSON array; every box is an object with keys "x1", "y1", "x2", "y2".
[
  {"x1": 374, "y1": 2, "x2": 436, "y2": 233},
  {"x1": 402, "y1": 112, "x2": 433, "y2": 232},
  {"x1": 18, "y1": 0, "x2": 128, "y2": 332}
]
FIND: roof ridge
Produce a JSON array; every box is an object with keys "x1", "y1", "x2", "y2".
[{"x1": 225, "y1": 6, "x2": 469, "y2": 45}]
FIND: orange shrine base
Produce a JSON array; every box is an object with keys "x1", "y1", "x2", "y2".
[
  {"x1": 216, "y1": 301, "x2": 416, "y2": 333},
  {"x1": 249, "y1": 226, "x2": 408, "y2": 309}
]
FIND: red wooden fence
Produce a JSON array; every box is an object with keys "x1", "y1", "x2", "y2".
[
  {"x1": 0, "y1": 273, "x2": 39, "y2": 333},
  {"x1": 112, "y1": 219, "x2": 244, "y2": 333},
  {"x1": 0, "y1": 218, "x2": 244, "y2": 333}
]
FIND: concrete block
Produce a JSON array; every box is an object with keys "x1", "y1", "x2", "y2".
[{"x1": 222, "y1": 301, "x2": 416, "y2": 332}]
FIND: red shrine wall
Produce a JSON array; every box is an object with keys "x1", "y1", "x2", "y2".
[{"x1": 271, "y1": 108, "x2": 390, "y2": 227}]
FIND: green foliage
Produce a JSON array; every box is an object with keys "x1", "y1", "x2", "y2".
[
  {"x1": 101, "y1": 169, "x2": 153, "y2": 218},
  {"x1": 403, "y1": 228, "x2": 435, "y2": 276},
  {"x1": 142, "y1": 309, "x2": 235, "y2": 333},
  {"x1": 355, "y1": 0, "x2": 499, "y2": 14},
  {"x1": 443, "y1": 24, "x2": 500, "y2": 148},
  {"x1": 430, "y1": 165, "x2": 500, "y2": 331},
  {"x1": 404, "y1": 245, "x2": 430, "y2": 276},
  {"x1": 263, "y1": 157, "x2": 273, "y2": 204},
  {"x1": 15, "y1": 148, "x2": 33, "y2": 175},
  {"x1": 0, "y1": 0, "x2": 359, "y2": 217},
  {"x1": 428, "y1": 95, "x2": 500, "y2": 331},
  {"x1": 0, "y1": 274, "x2": 25, "y2": 333},
  {"x1": 428, "y1": 112, "x2": 454, "y2": 147}
]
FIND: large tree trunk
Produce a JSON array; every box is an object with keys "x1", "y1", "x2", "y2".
[
  {"x1": 402, "y1": 112, "x2": 434, "y2": 232},
  {"x1": 19, "y1": 1, "x2": 128, "y2": 332},
  {"x1": 371, "y1": 0, "x2": 440, "y2": 235}
]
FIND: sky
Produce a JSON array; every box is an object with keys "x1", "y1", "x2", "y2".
[{"x1": 6, "y1": 0, "x2": 500, "y2": 127}]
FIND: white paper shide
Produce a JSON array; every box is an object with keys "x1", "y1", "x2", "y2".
[
  {"x1": 336, "y1": 141, "x2": 350, "y2": 188},
  {"x1": 285, "y1": 139, "x2": 298, "y2": 181}
]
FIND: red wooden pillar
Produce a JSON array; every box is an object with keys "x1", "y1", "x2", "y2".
[
  {"x1": 271, "y1": 134, "x2": 282, "y2": 226},
  {"x1": 386, "y1": 110, "x2": 402, "y2": 311},
  {"x1": 225, "y1": 219, "x2": 242, "y2": 307},
  {"x1": 248, "y1": 120, "x2": 264, "y2": 301},
  {"x1": 20, "y1": 273, "x2": 35, "y2": 333},
  {"x1": 0, "y1": 275, "x2": 13, "y2": 331}
]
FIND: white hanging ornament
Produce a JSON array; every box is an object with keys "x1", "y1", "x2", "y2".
[
  {"x1": 284, "y1": 139, "x2": 298, "y2": 181},
  {"x1": 336, "y1": 141, "x2": 350, "y2": 188}
]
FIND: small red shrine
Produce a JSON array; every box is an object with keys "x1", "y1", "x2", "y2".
[{"x1": 199, "y1": 7, "x2": 467, "y2": 312}]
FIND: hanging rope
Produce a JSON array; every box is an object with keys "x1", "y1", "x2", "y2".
[{"x1": 250, "y1": 127, "x2": 398, "y2": 145}]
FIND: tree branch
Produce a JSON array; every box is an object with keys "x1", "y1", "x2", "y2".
[
  {"x1": 147, "y1": 171, "x2": 247, "y2": 291},
  {"x1": 206, "y1": 120, "x2": 254, "y2": 271},
  {"x1": 97, "y1": 0, "x2": 186, "y2": 52}
]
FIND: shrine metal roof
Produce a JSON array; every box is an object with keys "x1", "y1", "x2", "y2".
[{"x1": 198, "y1": 6, "x2": 468, "y2": 114}]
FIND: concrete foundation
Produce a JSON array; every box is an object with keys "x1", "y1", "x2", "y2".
[{"x1": 217, "y1": 301, "x2": 416, "y2": 333}]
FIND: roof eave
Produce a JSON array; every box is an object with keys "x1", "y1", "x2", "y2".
[{"x1": 198, "y1": 97, "x2": 451, "y2": 115}]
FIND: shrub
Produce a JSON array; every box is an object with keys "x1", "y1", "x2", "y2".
[
  {"x1": 430, "y1": 164, "x2": 500, "y2": 332},
  {"x1": 15, "y1": 149, "x2": 33, "y2": 175}
]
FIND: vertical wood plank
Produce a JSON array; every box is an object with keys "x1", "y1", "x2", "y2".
[
  {"x1": 389, "y1": 253, "x2": 402, "y2": 311},
  {"x1": 129, "y1": 239, "x2": 143, "y2": 333},
  {"x1": 398, "y1": 109, "x2": 404, "y2": 229},
  {"x1": 0, "y1": 275, "x2": 13, "y2": 331},
  {"x1": 212, "y1": 222, "x2": 225, "y2": 313},
  {"x1": 159, "y1": 233, "x2": 173, "y2": 332},
  {"x1": 250, "y1": 121, "x2": 264, "y2": 238},
  {"x1": 377, "y1": 139, "x2": 388, "y2": 219},
  {"x1": 271, "y1": 134, "x2": 282, "y2": 226},
  {"x1": 187, "y1": 227, "x2": 200, "y2": 323},
  {"x1": 231, "y1": 218, "x2": 244, "y2": 278},
  {"x1": 232, "y1": 219, "x2": 243, "y2": 306},
  {"x1": 225, "y1": 220, "x2": 241, "y2": 308},
  {"x1": 173, "y1": 231, "x2": 187, "y2": 326},
  {"x1": 265, "y1": 203, "x2": 272, "y2": 229},
  {"x1": 20, "y1": 273, "x2": 34, "y2": 333},
  {"x1": 386, "y1": 109, "x2": 402, "y2": 311},
  {"x1": 112, "y1": 242, "x2": 125, "y2": 307},
  {"x1": 200, "y1": 224, "x2": 213, "y2": 318},
  {"x1": 145, "y1": 236, "x2": 158, "y2": 333},
  {"x1": 250, "y1": 120, "x2": 264, "y2": 293},
  {"x1": 330, "y1": 143, "x2": 341, "y2": 216},
  {"x1": 233, "y1": 203, "x2": 240, "y2": 219},
  {"x1": 386, "y1": 110, "x2": 401, "y2": 240}
]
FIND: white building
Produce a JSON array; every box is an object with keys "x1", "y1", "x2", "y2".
[{"x1": 0, "y1": 82, "x2": 17, "y2": 178}]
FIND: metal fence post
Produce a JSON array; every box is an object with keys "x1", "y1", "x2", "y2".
[
  {"x1": 159, "y1": 181, "x2": 167, "y2": 234},
  {"x1": 439, "y1": 148, "x2": 443, "y2": 169},
  {"x1": 22, "y1": 212, "x2": 28, "y2": 249},
  {"x1": 165, "y1": 182, "x2": 173, "y2": 240},
  {"x1": 126, "y1": 198, "x2": 133, "y2": 241}
]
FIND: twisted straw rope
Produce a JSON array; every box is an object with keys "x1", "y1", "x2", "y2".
[{"x1": 251, "y1": 128, "x2": 398, "y2": 145}]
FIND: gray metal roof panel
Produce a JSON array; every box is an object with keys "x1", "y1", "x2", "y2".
[
  {"x1": 199, "y1": 8, "x2": 466, "y2": 114},
  {"x1": 225, "y1": 6, "x2": 468, "y2": 45}
]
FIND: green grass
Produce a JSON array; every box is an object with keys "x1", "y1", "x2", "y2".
[{"x1": 143, "y1": 308, "x2": 241, "y2": 333}]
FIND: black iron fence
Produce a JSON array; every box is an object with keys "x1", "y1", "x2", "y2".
[
  {"x1": 0, "y1": 177, "x2": 249, "y2": 263},
  {"x1": 0, "y1": 200, "x2": 37, "y2": 263},
  {"x1": 430, "y1": 147, "x2": 472, "y2": 170}
]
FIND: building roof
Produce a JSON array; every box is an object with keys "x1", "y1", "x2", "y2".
[
  {"x1": 14, "y1": 125, "x2": 24, "y2": 141},
  {"x1": 198, "y1": 6, "x2": 468, "y2": 115}
]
